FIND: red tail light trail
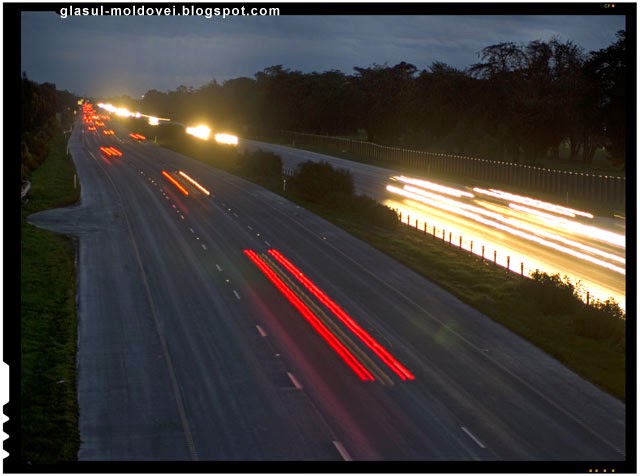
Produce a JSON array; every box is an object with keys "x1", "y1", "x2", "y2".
[
  {"x1": 268, "y1": 249, "x2": 414, "y2": 381},
  {"x1": 162, "y1": 171, "x2": 189, "y2": 196},
  {"x1": 244, "y1": 249, "x2": 374, "y2": 381}
]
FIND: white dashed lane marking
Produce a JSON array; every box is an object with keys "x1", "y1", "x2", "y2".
[{"x1": 461, "y1": 427, "x2": 486, "y2": 449}]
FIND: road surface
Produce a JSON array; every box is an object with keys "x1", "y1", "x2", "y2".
[
  {"x1": 239, "y1": 140, "x2": 626, "y2": 309},
  {"x1": 28, "y1": 119, "x2": 626, "y2": 465}
]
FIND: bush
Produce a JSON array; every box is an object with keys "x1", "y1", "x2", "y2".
[
  {"x1": 519, "y1": 271, "x2": 625, "y2": 350},
  {"x1": 290, "y1": 160, "x2": 354, "y2": 203},
  {"x1": 573, "y1": 299, "x2": 625, "y2": 350},
  {"x1": 347, "y1": 194, "x2": 399, "y2": 230},
  {"x1": 519, "y1": 271, "x2": 581, "y2": 315},
  {"x1": 239, "y1": 150, "x2": 282, "y2": 182}
]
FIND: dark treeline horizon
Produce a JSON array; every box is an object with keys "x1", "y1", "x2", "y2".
[{"x1": 110, "y1": 31, "x2": 626, "y2": 170}]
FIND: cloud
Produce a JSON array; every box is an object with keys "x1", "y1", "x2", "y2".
[{"x1": 20, "y1": 11, "x2": 626, "y2": 97}]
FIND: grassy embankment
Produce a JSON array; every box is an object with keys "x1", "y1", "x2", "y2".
[
  {"x1": 132, "y1": 120, "x2": 626, "y2": 402},
  {"x1": 20, "y1": 130, "x2": 80, "y2": 463}
]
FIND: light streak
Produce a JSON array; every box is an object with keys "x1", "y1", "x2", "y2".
[
  {"x1": 399, "y1": 185, "x2": 622, "y2": 262},
  {"x1": 186, "y1": 125, "x2": 211, "y2": 140},
  {"x1": 473, "y1": 187, "x2": 594, "y2": 219},
  {"x1": 99, "y1": 146, "x2": 112, "y2": 156},
  {"x1": 387, "y1": 185, "x2": 625, "y2": 275},
  {"x1": 178, "y1": 171, "x2": 210, "y2": 195},
  {"x1": 162, "y1": 171, "x2": 189, "y2": 196},
  {"x1": 244, "y1": 250, "x2": 374, "y2": 381},
  {"x1": 107, "y1": 146, "x2": 122, "y2": 157},
  {"x1": 268, "y1": 249, "x2": 414, "y2": 380},
  {"x1": 214, "y1": 133, "x2": 239, "y2": 145},
  {"x1": 115, "y1": 107, "x2": 132, "y2": 117},
  {"x1": 393, "y1": 176, "x2": 474, "y2": 198},
  {"x1": 507, "y1": 203, "x2": 625, "y2": 248}
]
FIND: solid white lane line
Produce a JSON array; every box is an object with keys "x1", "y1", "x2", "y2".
[
  {"x1": 332, "y1": 441, "x2": 353, "y2": 461},
  {"x1": 247, "y1": 225, "x2": 253, "y2": 231},
  {"x1": 461, "y1": 427, "x2": 486, "y2": 449},
  {"x1": 201, "y1": 244, "x2": 207, "y2": 250},
  {"x1": 189, "y1": 228, "x2": 195, "y2": 233},
  {"x1": 256, "y1": 325, "x2": 267, "y2": 337},
  {"x1": 215, "y1": 264, "x2": 222, "y2": 272},
  {"x1": 264, "y1": 241, "x2": 271, "y2": 247},
  {"x1": 233, "y1": 290, "x2": 241, "y2": 300},
  {"x1": 287, "y1": 372, "x2": 303, "y2": 390}
]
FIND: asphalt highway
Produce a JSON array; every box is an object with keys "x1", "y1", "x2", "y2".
[
  {"x1": 239, "y1": 140, "x2": 626, "y2": 309},
  {"x1": 28, "y1": 120, "x2": 626, "y2": 463}
]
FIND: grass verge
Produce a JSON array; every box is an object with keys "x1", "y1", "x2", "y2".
[{"x1": 20, "y1": 130, "x2": 80, "y2": 463}]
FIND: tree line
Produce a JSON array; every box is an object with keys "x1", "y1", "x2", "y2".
[
  {"x1": 21, "y1": 73, "x2": 79, "y2": 178},
  {"x1": 133, "y1": 31, "x2": 626, "y2": 170}
]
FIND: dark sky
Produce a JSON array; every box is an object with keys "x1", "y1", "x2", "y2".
[{"x1": 19, "y1": 3, "x2": 626, "y2": 98}]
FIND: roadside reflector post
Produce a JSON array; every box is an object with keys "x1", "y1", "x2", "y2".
[
  {"x1": 494, "y1": 250, "x2": 497, "y2": 263},
  {"x1": 586, "y1": 292, "x2": 590, "y2": 306},
  {"x1": 432, "y1": 225, "x2": 435, "y2": 237},
  {"x1": 416, "y1": 219, "x2": 418, "y2": 229},
  {"x1": 470, "y1": 241, "x2": 473, "y2": 254},
  {"x1": 449, "y1": 231, "x2": 452, "y2": 245},
  {"x1": 506, "y1": 256, "x2": 510, "y2": 270},
  {"x1": 520, "y1": 262, "x2": 524, "y2": 276},
  {"x1": 442, "y1": 229, "x2": 445, "y2": 240},
  {"x1": 423, "y1": 222, "x2": 426, "y2": 234},
  {"x1": 459, "y1": 236, "x2": 462, "y2": 248},
  {"x1": 481, "y1": 245, "x2": 485, "y2": 259}
]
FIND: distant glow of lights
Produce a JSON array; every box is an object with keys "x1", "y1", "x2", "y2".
[
  {"x1": 393, "y1": 175, "x2": 474, "y2": 198},
  {"x1": 244, "y1": 249, "x2": 374, "y2": 381},
  {"x1": 214, "y1": 133, "x2": 239, "y2": 145},
  {"x1": 508, "y1": 203, "x2": 625, "y2": 248},
  {"x1": 387, "y1": 185, "x2": 625, "y2": 275},
  {"x1": 473, "y1": 187, "x2": 594, "y2": 219},
  {"x1": 115, "y1": 107, "x2": 132, "y2": 117},
  {"x1": 178, "y1": 171, "x2": 210, "y2": 195},
  {"x1": 268, "y1": 249, "x2": 414, "y2": 380},
  {"x1": 148, "y1": 116, "x2": 160, "y2": 126},
  {"x1": 162, "y1": 171, "x2": 189, "y2": 196},
  {"x1": 186, "y1": 125, "x2": 211, "y2": 140}
]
